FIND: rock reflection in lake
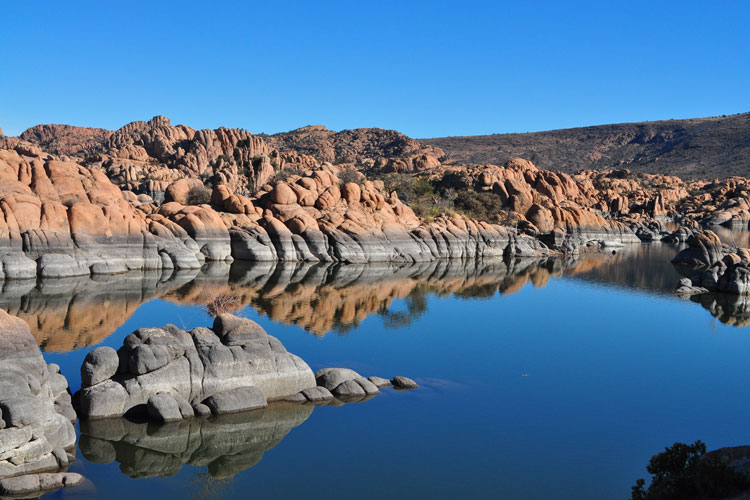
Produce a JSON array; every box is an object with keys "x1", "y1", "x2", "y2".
[
  {"x1": 0, "y1": 268, "x2": 202, "y2": 352},
  {"x1": 163, "y1": 258, "x2": 566, "y2": 335},
  {"x1": 79, "y1": 403, "x2": 313, "y2": 480},
  {"x1": 5, "y1": 243, "x2": 750, "y2": 355},
  {"x1": 688, "y1": 292, "x2": 750, "y2": 327}
]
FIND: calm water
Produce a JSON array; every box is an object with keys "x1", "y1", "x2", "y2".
[{"x1": 6, "y1": 241, "x2": 750, "y2": 499}]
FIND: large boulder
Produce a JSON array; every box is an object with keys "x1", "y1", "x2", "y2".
[
  {"x1": 76, "y1": 314, "x2": 316, "y2": 420},
  {"x1": 672, "y1": 230, "x2": 724, "y2": 267},
  {"x1": 0, "y1": 310, "x2": 79, "y2": 495}
]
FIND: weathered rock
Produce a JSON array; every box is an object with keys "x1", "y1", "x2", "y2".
[
  {"x1": 80, "y1": 346, "x2": 119, "y2": 387},
  {"x1": 368, "y1": 376, "x2": 392, "y2": 387},
  {"x1": 0, "y1": 310, "x2": 77, "y2": 486},
  {"x1": 672, "y1": 230, "x2": 724, "y2": 267},
  {"x1": 76, "y1": 314, "x2": 315, "y2": 420},
  {"x1": 203, "y1": 386, "x2": 267, "y2": 415},
  {"x1": 0, "y1": 472, "x2": 83, "y2": 496},
  {"x1": 391, "y1": 376, "x2": 418, "y2": 389},
  {"x1": 147, "y1": 393, "x2": 183, "y2": 423},
  {"x1": 315, "y1": 368, "x2": 379, "y2": 399}
]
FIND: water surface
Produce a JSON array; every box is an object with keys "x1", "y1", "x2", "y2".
[{"x1": 5, "y1": 242, "x2": 750, "y2": 499}]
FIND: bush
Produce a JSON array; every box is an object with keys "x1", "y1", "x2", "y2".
[
  {"x1": 338, "y1": 168, "x2": 361, "y2": 185},
  {"x1": 206, "y1": 294, "x2": 242, "y2": 318},
  {"x1": 631, "y1": 441, "x2": 750, "y2": 500},
  {"x1": 269, "y1": 168, "x2": 304, "y2": 184},
  {"x1": 452, "y1": 190, "x2": 504, "y2": 222},
  {"x1": 186, "y1": 186, "x2": 212, "y2": 206}
]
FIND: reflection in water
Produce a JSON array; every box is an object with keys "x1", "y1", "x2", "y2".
[
  {"x1": 4, "y1": 242, "x2": 750, "y2": 355},
  {"x1": 164, "y1": 258, "x2": 566, "y2": 335},
  {"x1": 79, "y1": 403, "x2": 313, "y2": 480},
  {"x1": 689, "y1": 293, "x2": 750, "y2": 327},
  {"x1": 0, "y1": 268, "x2": 202, "y2": 352},
  {"x1": 562, "y1": 242, "x2": 688, "y2": 295}
]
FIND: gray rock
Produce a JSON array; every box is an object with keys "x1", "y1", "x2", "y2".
[
  {"x1": 203, "y1": 386, "x2": 267, "y2": 415},
  {"x1": 332, "y1": 380, "x2": 366, "y2": 398},
  {"x1": 284, "y1": 392, "x2": 307, "y2": 403},
  {"x1": 147, "y1": 393, "x2": 183, "y2": 423},
  {"x1": 315, "y1": 368, "x2": 362, "y2": 391},
  {"x1": 368, "y1": 376, "x2": 392, "y2": 387},
  {"x1": 0, "y1": 310, "x2": 77, "y2": 483},
  {"x1": 315, "y1": 368, "x2": 379, "y2": 399},
  {"x1": 192, "y1": 403, "x2": 212, "y2": 417},
  {"x1": 0, "y1": 472, "x2": 83, "y2": 496},
  {"x1": 391, "y1": 376, "x2": 418, "y2": 389},
  {"x1": 76, "y1": 314, "x2": 315, "y2": 420},
  {"x1": 300, "y1": 386, "x2": 334, "y2": 402},
  {"x1": 81, "y1": 346, "x2": 119, "y2": 387}
]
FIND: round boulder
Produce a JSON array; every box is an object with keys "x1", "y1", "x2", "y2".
[{"x1": 80, "y1": 347, "x2": 119, "y2": 387}]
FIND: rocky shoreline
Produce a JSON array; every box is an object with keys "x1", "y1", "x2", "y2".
[{"x1": 0, "y1": 309, "x2": 417, "y2": 496}]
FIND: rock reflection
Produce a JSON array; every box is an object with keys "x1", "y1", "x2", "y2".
[
  {"x1": 163, "y1": 258, "x2": 564, "y2": 335},
  {"x1": 5, "y1": 243, "x2": 750, "y2": 352},
  {"x1": 689, "y1": 293, "x2": 750, "y2": 327},
  {"x1": 79, "y1": 403, "x2": 313, "y2": 479},
  {"x1": 0, "y1": 268, "x2": 202, "y2": 352}
]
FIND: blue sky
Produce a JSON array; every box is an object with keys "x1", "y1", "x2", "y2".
[{"x1": 1, "y1": 1, "x2": 748, "y2": 138}]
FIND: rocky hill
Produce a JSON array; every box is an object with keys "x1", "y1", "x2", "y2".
[
  {"x1": 262, "y1": 125, "x2": 444, "y2": 172},
  {"x1": 422, "y1": 113, "x2": 750, "y2": 180}
]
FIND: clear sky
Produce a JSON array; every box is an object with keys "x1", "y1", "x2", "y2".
[{"x1": 1, "y1": 1, "x2": 748, "y2": 138}]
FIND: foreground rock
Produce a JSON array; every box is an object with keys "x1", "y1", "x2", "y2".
[
  {"x1": 76, "y1": 314, "x2": 315, "y2": 419},
  {"x1": 0, "y1": 310, "x2": 79, "y2": 496}
]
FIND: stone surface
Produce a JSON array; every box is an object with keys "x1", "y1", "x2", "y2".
[
  {"x1": 203, "y1": 386, "x2": 267, "y2": 415},
  {"x1": 76, "y1": 314, "x2": 315, "y2": 420},
  {"x1": 391, "y1": 376, "x2": 419, "y2": 389},
  {"x1": 0, "y1": 310, "x2": 77, "y2": 484},
  {"x1": 368, "y1": 376, "x2": 392, "y2": 387},
  {"x1": 315, "y1": 368, "x2": 380, "y2": 399},
  {"x1": 80, "y1": 346, "x2": 119, "y2": 387}
]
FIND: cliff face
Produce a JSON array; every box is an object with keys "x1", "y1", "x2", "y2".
[{"x1": 421, "y1": 113, "x2": 750, "y2": 180}]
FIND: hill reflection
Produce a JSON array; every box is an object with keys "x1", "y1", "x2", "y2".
[{"x1": 3, "y1": 243, "x2": 750, "y2": 353}]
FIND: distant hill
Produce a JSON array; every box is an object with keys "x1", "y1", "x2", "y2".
[{"x1": 421, "y1": 113, "x2": 750, "y2": 179}]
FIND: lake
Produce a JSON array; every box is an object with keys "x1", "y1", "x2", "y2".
[{"x1": 6, "y1": 241, "x2": 750, "y2": 499}]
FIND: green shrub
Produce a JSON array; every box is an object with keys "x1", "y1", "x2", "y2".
[
  {"x1": 631, "y1": 441, "x2": 750, "y2": 500},
  {"x1": 186, "y1": 186, "x2": 212, "y2": 205}
]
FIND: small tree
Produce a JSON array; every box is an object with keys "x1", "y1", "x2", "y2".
[{"x1": 631, "y1": 441, "x2": 750, "y2": 500}]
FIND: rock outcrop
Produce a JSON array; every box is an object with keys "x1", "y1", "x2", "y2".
[
  {"x1": 672, "y1": 229, "x2": 750, "y2": 295},
  {"x1": 0, "y1": 310, "x2": 81, "y2": 496},
  {"x1": 76, "y1": 314, "x2": 315, "y2": 420},
  {"x1": 0, "y1": 142, "x2": 218, "y2": 279}
]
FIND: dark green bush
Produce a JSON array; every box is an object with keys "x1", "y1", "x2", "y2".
[
  {"x1": 631, "y1": 441, "x2": 750, "y2": 500},
  {"x1": 186, "y1": 186, "x2": 212, "y2": 205}
]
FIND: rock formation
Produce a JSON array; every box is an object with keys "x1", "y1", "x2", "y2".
[
  {"x1": 672, "y1": 229, "x2": 750, "y2": 295},
  {"x1": 76, "y1": 314, "x2": 315, "y2": 419},
  {"x1": 0, "y1": 310, "x2": 82, "y2": 497}
]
